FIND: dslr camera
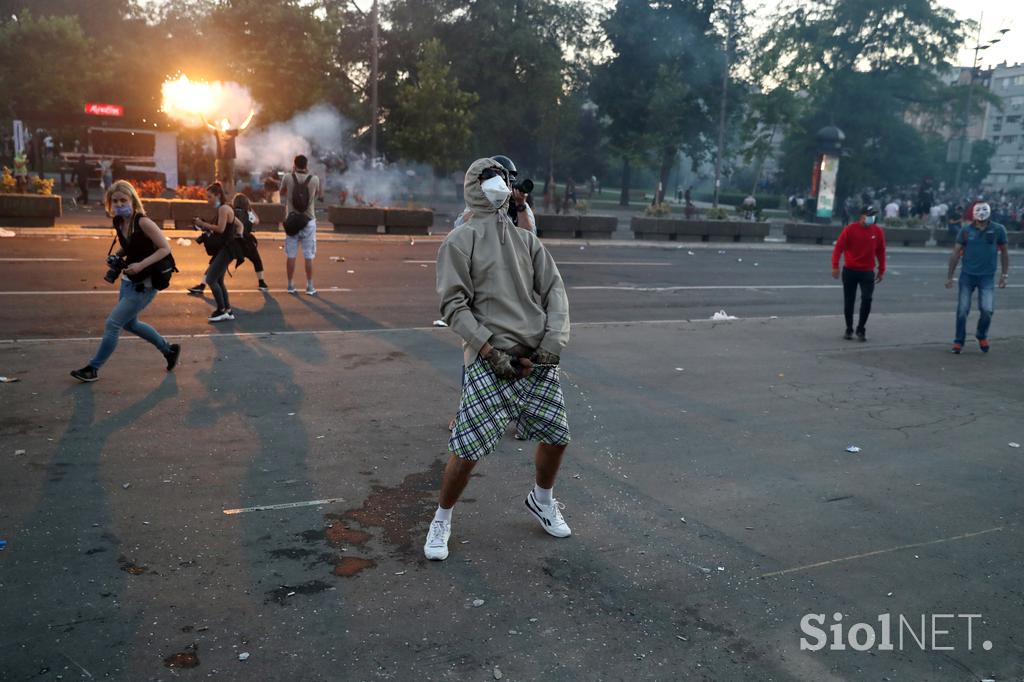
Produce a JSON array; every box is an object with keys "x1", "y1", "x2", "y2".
[
  {"x1": 512, "y1": 177, "x2": 534, "y2": 195},
  {"x1": 103, "y1": 254, "x2": 127, "y2": 284}
]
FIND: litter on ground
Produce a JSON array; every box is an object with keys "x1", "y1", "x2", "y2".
[
  {"x1": 175, "y1": 238, "x2": 192, "y2": 246},
  {"x1": 711, "y1": 310, "x2": 737, "y2": 321},
  {"x1": 0, "y1": 376, "x2": 21, "y2": 383},
  {"x1": 846, "y1": 445, "x2": 861, "y2": 453},
  {"x1": 432, "y1": 320, "x2": 448, "y2": 327},
  {"x1": 1009, "y1": 442, "x2": 1020, "y2": 448}
]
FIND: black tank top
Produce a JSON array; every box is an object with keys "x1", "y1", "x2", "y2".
[{"x1": 116, "y1": 213, "x2": 156, "y2": 266}]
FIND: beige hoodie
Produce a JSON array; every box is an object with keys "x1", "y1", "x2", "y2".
[{"x1": 437, "y1": 158, "x2": 570, "y2": 366}]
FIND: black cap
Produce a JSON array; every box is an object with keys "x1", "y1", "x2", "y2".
[{"x1": 859, "y1": 205, "x2": 876, "y2": 216}]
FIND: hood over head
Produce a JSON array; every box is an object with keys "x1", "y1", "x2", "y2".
[{"x1": 464, "y1": 157, "x2": 508, "y2": 212}]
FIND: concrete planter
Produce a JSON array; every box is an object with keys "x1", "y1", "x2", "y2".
[
  {"x1": 0, "y1": 193, "x2": 62, "y2": 227},
  {"x1": 783, "y1": 222, "x2": 822, "y2": 244},
  {"x1": 935, "y1": 230, "x2": 960, "y2": 247},
  {"x1": 704, "y1": 221, "x2": 739, "y2": 242},
  {"x1": 328, "y1": 206, "x2": 386, "y2": 234},
  {"x1": 170, "y1": 200, "x2": 216, "y2": 230},
  {"x1": 1008, "y1": 231, "x2": 1023, "y2": 249},
  {"x1": 252, "y1": 203, "x2": 286, "y2": 232},
  {"x1": 577, "y1": 216, "x2": 617, "y2": 239},
  {"x1": 385, "y1": 209, "x2": 434, "y2": 235},
  {"x1": 821, "y1": 225, "x2": 844, "y2": 244},
  {"x1": 884, "y1": 227, "x2": 930, "y2": 247},
  {"x1": 141, "y1": 199, "x2": 171, "y2": 225},
  {"x1": 536, "y1": 214, "x2": 580, "y2": 238},
  {"x1": 630, "y1": 216, "x2": 674, "y2": 241},
  {"x1": 737, "y1": 220, "x2": 770, "y2": 241}
]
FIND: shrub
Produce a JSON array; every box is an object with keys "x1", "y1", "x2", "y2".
[
  {"x1": 174, "y1": 185, "x2": 207, "y2": 200},
  {"x1": 0, "y1": 167, "x2": 16, "y2": 194},
  {"x1": 575, "y1": 199, "x2": 589, "y2": 215},
  {"x1": 30, "y1": 176, "x2": 54, "y2": 195},
  {"x1": 645, "y1": 202, "x2": 672, "y2": 217},
  {"x1": 705, "y1": 207, "x2": 729, "y2": 221}
]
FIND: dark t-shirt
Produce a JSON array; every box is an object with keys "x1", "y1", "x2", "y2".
[
  {"x1": 214, "y1": 130, "x2": 239, "y2": 160},
  {"x1": 957, "y1": 222, "x2": 1008, "y2": 276}
]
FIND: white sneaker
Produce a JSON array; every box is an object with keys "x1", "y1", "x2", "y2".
[
  {"x1": 305, "y1": 285, "x2": 318, "y2": 296},
  {"x1": 525, "y1": 492, "x2": 572, "y2": 538},
  {"x1": 208, "y1": 309, "x2": 232, "y2": 322},
  {"x1": 424, "y1": 519, "x2": 451, "y2": 560},
  {"x1": 287, "y1": 284, "x2": 297, "y2": 294}
]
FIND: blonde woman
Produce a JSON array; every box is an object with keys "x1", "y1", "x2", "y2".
[{"x1": 71, "y1": 181, "x2": 180, "y2": 382}]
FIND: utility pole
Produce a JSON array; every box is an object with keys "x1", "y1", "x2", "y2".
[
  {"x1": 713, "y1": 0, "x2": 738, "y2": 208},
  {"x1": 953, "y1": 15, "x2": 1009, "y2": 191},
  {"x1": 368, "y1": 0, "x2": 379, "y2": 169}
]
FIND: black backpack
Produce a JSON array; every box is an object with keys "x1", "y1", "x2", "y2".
[
  {"x1": 291, "y1": 173, "x2": 312, "y2": 213},
  {"x1": 234, "y1": 207, "x2": 253, "y2": 236}
]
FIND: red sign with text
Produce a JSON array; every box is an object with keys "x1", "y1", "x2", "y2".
[{"x1": 84, "y1": 103, "x2": 124, "y2": 117}]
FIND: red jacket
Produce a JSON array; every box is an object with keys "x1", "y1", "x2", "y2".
[{"x1": 832, "y1": 222, "x2": 886, "y2": 273}]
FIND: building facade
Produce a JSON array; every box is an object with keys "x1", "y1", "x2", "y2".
[{"x1": 981, "y1": 63, "x2": 1024, "y2": 189}]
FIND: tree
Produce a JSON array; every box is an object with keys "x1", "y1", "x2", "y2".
[
  {"x1": 593, "y1": 0, "x2": 723, "y2": 205},
  {"x1": 388, "y1": 39, "x2": 477, "y2": 178},
  {"x1": 0, "y1": 12, "x2": 108, "y2": 120},
  {"x1": 753, "y1": 0, "x2": 967, "y2": 197}
]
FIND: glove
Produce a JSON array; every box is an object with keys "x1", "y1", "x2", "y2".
[
  {"x1": 530, "y1": 349, "x2": 560, "y2": 366},
  {"x1": 485, "y1": 348, "x2": 519, "y2": 380}
]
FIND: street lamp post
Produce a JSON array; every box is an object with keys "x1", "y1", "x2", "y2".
[
  {"x1": 712, "y1": 0, "x2": 739, "y2": 209},
  {"x1": 953, "y1": 19, "x2": 1009, "y2": 192}
]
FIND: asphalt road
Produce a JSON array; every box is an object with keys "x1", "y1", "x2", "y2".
[{"x1": 1, "y1": 233, "x2": 1023, "y2": 681}]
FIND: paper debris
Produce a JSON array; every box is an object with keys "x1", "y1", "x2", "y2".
[
  {"x1": 1009, "y1": 442, "x2": 1020, "y2": 448},
  {"x1": 14, "y1": 449, "x2": 25, "y2": 456},
  {"x1": 346, "y1": 269, "x2": 355, "y2": 274},
  {"x1": 472, "y1": 599, "x2": 485, "y2": 607},
  {"x1": 238, "y1": 652, "x2": 250, "y2": 661},
  {"x1": 846, "y1": 445, "x2": 861, "y2": 453},
  {"x1": 432, "y1": 320, "x2": 448, "y2": 327},
  {"x1": 687, "y1": 250, "x2": 695, "y2": 255},
  {"x1": 175, "y1": 238, "x2": 192, "y2": 246},
  {"x1": 0, "y1": 376, "x2": 20, "y2": 383},
  {"x1": 710, "y1": 310, "x2": 737, "y2": 321}
]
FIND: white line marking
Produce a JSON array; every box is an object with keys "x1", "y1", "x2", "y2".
[
  {"x1": 223, "y1": 497, "x2": 345, "y2": 515},
  {"x1": 760, "y1": 526, "x2": 1004, "y2": 578},
  {"x1": 0, "y1": 288, "x2": 352, "y2": 296},
  {"x1": 404, "y1": 259, "x2": 671, "y2": 266},
  {"x1": 574, "y1": 284, "x2": 1024, "y2": 292},
  {"x1": 0, "y1": 257, "x2": 81, "y2": 262}
]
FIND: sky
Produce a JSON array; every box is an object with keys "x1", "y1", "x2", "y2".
[{"x1": 938, "y1": 0, "x2": 1021, "y2": 68}]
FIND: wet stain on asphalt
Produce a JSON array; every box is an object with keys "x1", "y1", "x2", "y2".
[
  {"x1": 324, "y1": 518, "x2": 371, "y2": 545},
  {"x1": 163, "y1": 643, "x2": 199, "y2": 668},
  {"x1": 117, "y1": 555, "x2": 149, "y2": 575},
  {"x1": 266, "y1": 580, "x2": 333, "y2": 605},
  {"x1": 339, "y1": 458, "x2": 444, "y2": 555},
  {"x1": 332, "y1": 557, "x2": 377, "y2": 577}
]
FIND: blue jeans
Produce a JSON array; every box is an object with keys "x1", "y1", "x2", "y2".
[
  {"x1": 955, "y1": 273, "x2": 995, "y2": 344},
  {"x1": 89, "y1": 278, "x2": 171, "y2": 369}
]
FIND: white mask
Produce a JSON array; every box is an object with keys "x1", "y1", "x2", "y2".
[
  {"x1": 480, "y1": 175, "x2": 511, "y2": 209},
  {"x1": 973, "y1": 203, "x2": 991, "y2": 222}
]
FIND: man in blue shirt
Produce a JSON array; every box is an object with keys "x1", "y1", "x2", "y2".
[{"x1": 945, "y1": 202, "x2": 1010, "y2": 353}]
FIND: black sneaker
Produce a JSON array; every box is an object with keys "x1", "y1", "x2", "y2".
[
  {"x1": 71, "y1": 366, "x2": 98, "y2": 383},
  {"x1": 258, "y1": 280, "x2": 269, "y2": 291},
  {"x1": 164, "y1": 344, "x2": 181, "y2": 371},
  {"x1": 187, "y1": 284, "x2": 206, "y2": 296},
  {"x1": 856, "y1": 330, "x2": 866, "y2": 342},
  {"x1": 843, "y1": 330, "x2": 854, "y2": 340}
]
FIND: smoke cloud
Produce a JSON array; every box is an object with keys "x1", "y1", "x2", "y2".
[
  {"x1": 160, "y1": 75, "x2": 257, "y2": 130},
  {"x1": 237, "y1": 105, "x2": 349, "y2": 172}
]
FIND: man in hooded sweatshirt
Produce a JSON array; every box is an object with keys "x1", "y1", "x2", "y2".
[{"x1": 425, "y1": 158, "x2": 572, "y2": 561}]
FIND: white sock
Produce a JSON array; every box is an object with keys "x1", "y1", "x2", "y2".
[
  {"x1": 288, "y1": 279, "x2": 294, "y2": 289},
  {"x1": 534, "y1": 484, "x2": 553, "y2": 506},
  {"x1": 256, "y1": 271, "x2": 264, "y2": 279},
  {"x1": 306, "y1": 279, "x2": 315, "y2": 289},
  {"x1": 434, "y1": 506, "x2": 452, "y2": 523}
]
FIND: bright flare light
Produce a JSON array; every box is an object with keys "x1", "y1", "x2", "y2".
[{"x1": 160, "y1": 74, "x2": 257, "y2": 130}]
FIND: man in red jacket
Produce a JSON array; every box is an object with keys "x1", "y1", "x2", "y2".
[{"x1": 832, "y1": 206, "x2": 886, "y2": 341}]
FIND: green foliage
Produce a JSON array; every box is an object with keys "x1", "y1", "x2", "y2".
[
  {"x1": 695, "y1": 192, "x2": 783, "y2": 209},
  {"x1": 754, "y1": 0, "x2": 968, "y2": 196},
  {"x1": 0, "y1": 12, "x2": 109, "y2": 119},
  {"x1": 388, "y1": 39, "x2": 477, "y2": 175},
  {"x1": 704, "y1": 207, "x2": 729, "y2": 220}
]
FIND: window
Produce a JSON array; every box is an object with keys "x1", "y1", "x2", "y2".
[
  {"x1": 1004, "y1": 136, "x2": 1018, "y2": 143},
  {"x1": 993, "y1": 125, "x2": 1002, "y2": 132},
  {"x1": 991, "y1": 136, "x2": 1001, "y2": 142},
  {"x1": 1006, "y1": 115, "x2": 1022, "y2": 123}
]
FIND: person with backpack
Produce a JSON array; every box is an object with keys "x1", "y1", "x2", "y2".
[
  {"x1": 71, "y1": 181, "x2": 180, "y2": 383},
  {"x1": 280, "y1": 154, "x2": 321, "y2": 295},
  {"x1": 193, "y1": 182, "x2": 243, "y2": 322}
]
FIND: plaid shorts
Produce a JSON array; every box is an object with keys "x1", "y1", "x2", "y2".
[{"x1": 449, "y1": 358, "x2": 571, "y2": 461}]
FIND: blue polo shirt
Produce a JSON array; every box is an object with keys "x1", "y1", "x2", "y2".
[{"x1": 957, "y1": 222, "x2": 1007, "y2": 276}]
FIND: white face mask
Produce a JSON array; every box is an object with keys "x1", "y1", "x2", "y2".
[
  {"x1": 480, "y1": 175, "x2": 511, "y2": 209},
  {"x1": 973, "y1": 203, "x2": 991, "y2": 222}
]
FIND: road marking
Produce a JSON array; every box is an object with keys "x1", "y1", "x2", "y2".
[
  {"x1": 0, "y1": 258, "x2": 81, "y2": 262},
  {"x1": 574, "y1": 284, "x2": 838, "y2": 292},
  {"x1": 404, "y1": 259, "x2": 671, "y2": 266},
  {"x1": 0, "y1": 288, "x2": 352, "y2": 296},
  {"x1": 760, "y1": 526, "x2": 1004, "y2": 578},
  {"x1": 223, "y1": 497, "x2": 345, "y2": 515}
]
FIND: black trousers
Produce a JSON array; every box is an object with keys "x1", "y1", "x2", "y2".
[
  {"x1": 842, "y1": 267, "x2": 875, "y2": 332},
  {"x1": 241, "y1": 233, "x2": 263, "y2": 273}
]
